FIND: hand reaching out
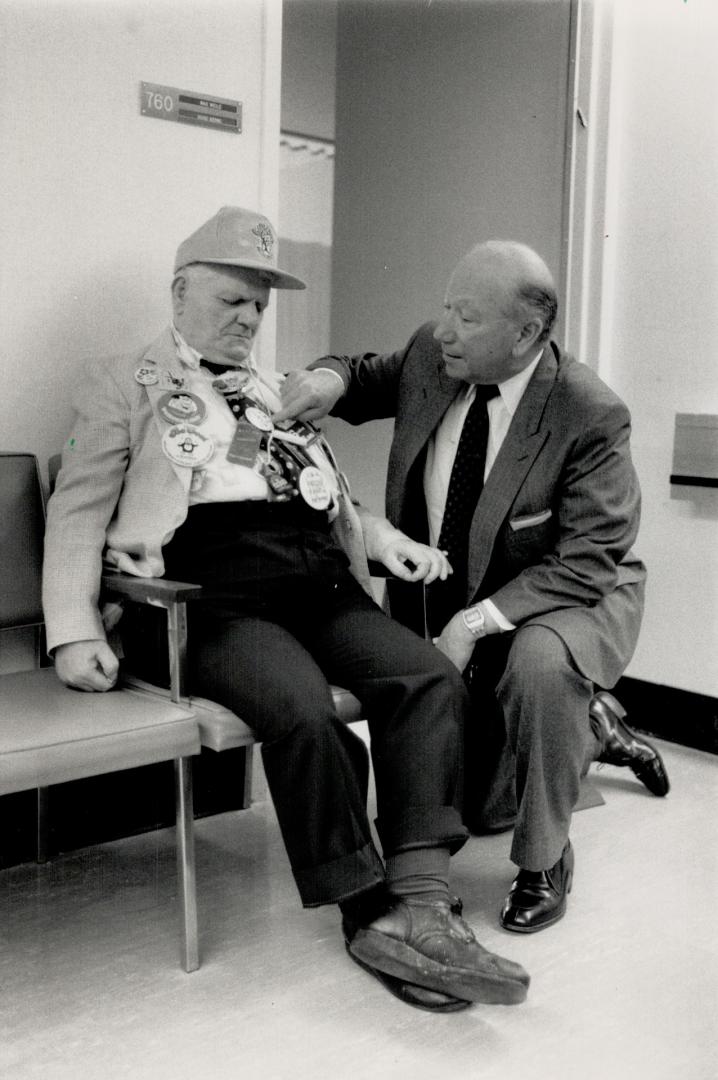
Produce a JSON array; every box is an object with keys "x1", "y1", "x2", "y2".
[{"x1": 274, "y1": 370, "x2": 345, "y2": 423}]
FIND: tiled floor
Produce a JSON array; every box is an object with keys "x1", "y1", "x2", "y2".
[{"x1": 1, "y1": 734, "x2": 716, "y2": 1080}]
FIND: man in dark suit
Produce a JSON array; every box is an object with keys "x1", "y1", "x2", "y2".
[{"x1": 277, "y1": 240, "x2": 669, "y2": 940}]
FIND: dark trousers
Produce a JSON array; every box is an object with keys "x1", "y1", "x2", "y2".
[
  {"x1": 464, "y1": 627, "x2": 599, "y2": 871},
  {"x1": 160, "y1": 501, "x2": 469, "y2": 907}
]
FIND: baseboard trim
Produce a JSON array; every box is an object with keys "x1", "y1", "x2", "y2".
[{"x1": 613, "y1": 676, "x2": 718, "y2": 756}]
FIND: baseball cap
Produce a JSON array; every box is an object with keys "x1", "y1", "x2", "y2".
[{"x1": 174, "y1": 206, "x2": 306, "y2": 290}]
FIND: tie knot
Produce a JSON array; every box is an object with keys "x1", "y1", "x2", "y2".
[{"x1": 473, "y1": 383, "x2": 500, "y2": 403}]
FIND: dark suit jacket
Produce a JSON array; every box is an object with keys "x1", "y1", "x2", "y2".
[{"x1": 314, "y1": 323, "x2": 646, "y2": 688}]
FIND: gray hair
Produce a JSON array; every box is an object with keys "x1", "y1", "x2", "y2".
[{"x1": 514, "y1": 282, "x2": 558, "y2": 343}]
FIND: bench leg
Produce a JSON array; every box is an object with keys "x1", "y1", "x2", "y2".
[
  {"x1": 175, "y1": 756, "x2": 199, "y2": 973},
  {"x1": 242, "y1": 745, "x2": 254, "y2": 808},
  {"x1": 249, "y1": 743, "x2": 269, "y2": 804},
  {"x1": 36, "y1": 786, "x2": 50, "y2": 863}
]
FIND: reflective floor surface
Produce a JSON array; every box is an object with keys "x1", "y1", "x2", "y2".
[{"x1": 1, "y1": 733, "x2": 716, "y2": 1080}]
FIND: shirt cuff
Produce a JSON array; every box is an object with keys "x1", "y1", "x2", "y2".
[
  {"x1": 312, "y1": 367, "x2": 347, "y2": 390},
  {"x1": 482, "y1": 598, "x2": 515, "y2": 632}
]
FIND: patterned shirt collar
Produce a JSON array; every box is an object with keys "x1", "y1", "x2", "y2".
[{"x1": 170, "y1": 324, "x2": 258, "y2": 376}]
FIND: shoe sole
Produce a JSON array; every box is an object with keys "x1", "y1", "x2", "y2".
[
  {"x1": 346, "y1": 946, "x2": 473, "y2": 1013},
  {"x1": 348, "y1": 932, "x2": 529, "y2": 1005},
  {"x1": 631, "y1": 761, "x2": 670, "y2": 797},
  {"x1": 501, "y1": 903, "x2": 567, "y2": 933}
]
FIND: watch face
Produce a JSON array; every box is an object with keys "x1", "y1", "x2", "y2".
[{"x1": 463, "y1": 606, "x2": 486, "y2": 636}]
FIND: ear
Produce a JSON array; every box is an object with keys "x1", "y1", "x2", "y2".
[
  {"x1": 171, "y1": 273, "x2": 188, "y2": 314},
  {"x1": 513, "y1": 316, "x2": 543, "y2": 358}
]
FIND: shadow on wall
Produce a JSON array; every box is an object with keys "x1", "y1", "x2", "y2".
[{"x1": 276, "y1": 239, "x2": 332, "y2": 372}]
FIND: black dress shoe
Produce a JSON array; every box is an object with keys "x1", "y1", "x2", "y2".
[
  {"x1": 501, "y1": 841, "x2": 574, "y2": 934},
  {"x1": 589, "y1": 691, "x2": 670, "y2": 796}
]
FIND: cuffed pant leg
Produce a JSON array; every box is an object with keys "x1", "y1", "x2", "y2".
[
  {"x1": 496, "y1": 625, "x2": 595, "y2": 871},
  {"x1": 189, "y1": 615, "x2": 385, "y2": 906},
  {"x1": 310, "y1": 593, "x2": 469, "y2": 858}
]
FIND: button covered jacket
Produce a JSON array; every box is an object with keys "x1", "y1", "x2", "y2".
[{"x1": 43, "y1": 328, "x2": 371, "y2": 653}]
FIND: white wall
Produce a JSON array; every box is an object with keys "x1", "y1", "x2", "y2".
[
  {"x1": 1, "y1": 0, "x2": 283, "y2": 482},
  {"x1": 602, "y1": 0, "x2": 718, "y2": 696},
  {"x1": 277, "y1": 139, "x2": 334, "y2": 368},
  {"x1": 0, "y1": 0, "x2": 282, "y2": 673}
]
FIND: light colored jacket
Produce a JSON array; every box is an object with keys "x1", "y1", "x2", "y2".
[{"x1": 43, "y1": 328, "x2": 371, "y2": 653}]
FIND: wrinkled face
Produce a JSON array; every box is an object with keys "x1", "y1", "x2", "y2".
[
  {"x1": 433, "y1": 257, "x2": 534, "y2": 384},
  {"x1": 172, "y1": 264, "x2": 271, "y2": 366}
]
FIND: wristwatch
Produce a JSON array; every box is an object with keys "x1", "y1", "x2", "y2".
[{"x1": 462, "y1": 603, "x2": 487, "y2": 638}]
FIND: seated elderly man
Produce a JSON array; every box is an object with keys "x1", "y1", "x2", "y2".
[{"x1": 42, "y1": 206, "x2": 529, "y2": 1013}]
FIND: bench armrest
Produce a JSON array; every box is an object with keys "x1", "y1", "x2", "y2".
[
  {"x1": 102, "y1": 571, "x2": 202, "y2": 703},
  {"x1": 102, "y1": 571, "x2": 202, "y2": 605}
]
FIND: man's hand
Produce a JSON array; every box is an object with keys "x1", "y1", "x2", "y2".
[
  {"x1": 433, "y1": 611, "x2": 477, "y2": 673},
  {"x1": 54, "y1": 640, "x2": 119, "y2": 692},
  {"x1": 434, "y1": 603, "x2": 502, "y2": 673},
  {"x1": 378, "y1": 538, "x2": 452, "y2": 584},
  {"x1": 274, "y1": 370, "x2": 345, "y2": 423}
]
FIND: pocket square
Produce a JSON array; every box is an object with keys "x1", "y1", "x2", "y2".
[{"x1": 509, "y1": 509, "x2": 552, "y2": 531}]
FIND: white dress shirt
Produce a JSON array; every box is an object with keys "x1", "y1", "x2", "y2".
[{"x1": 424, "y1": 352, "x2": 543, "y2": 628}]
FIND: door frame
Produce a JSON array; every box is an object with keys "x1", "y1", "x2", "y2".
[{"x1": 561, "y1": 0, "x2": 615, "y2": 369}]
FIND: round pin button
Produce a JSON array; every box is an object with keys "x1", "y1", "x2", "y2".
[
  {"x1": 244, "y1": 405, "x2": 274, "y2": 432},
  {"x1": 212, "y1": 370, "x2": 249, "y2": 394},
  {"x1": 134, "y1": 366, "x2": 159, "y2": 386},
  {"x1": 157, "y1": 391, "x2": 207, "y2": 424},
  {"x1": 161, "y1": 424, "x2": 215, "y2": 468},
  {"x1": 298, "y1": 466, "x2": 332, "y2": 510}
]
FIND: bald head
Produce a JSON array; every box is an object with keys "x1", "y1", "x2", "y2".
[
  {"x1": 459, "y1": 241, "x2": 557, "y2": 340},
  {"x1": 434, "y1": 240, "x2": 557, "y2": 385}
]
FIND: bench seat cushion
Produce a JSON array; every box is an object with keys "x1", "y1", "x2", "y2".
[
  {"x1": 121, "y1": 675, "x2": 364, "y2": 754},
  {"x1": 0, "y1": 668, "x2": 199, "y2": 795}
]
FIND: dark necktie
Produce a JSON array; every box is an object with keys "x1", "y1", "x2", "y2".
[{"x1": 428, "y1": 384, "x2": 499, "y2": 634}]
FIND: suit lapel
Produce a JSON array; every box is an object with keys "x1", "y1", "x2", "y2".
[
  {"x1": 467, "y1": 347, "x2": 558, "y2": 595},
  {"x1": 140, "y1": 330, "x2": 193, "y2": 495},
  {"x1": 395, "y1": 357, "x2": 463, "y2": 478}
]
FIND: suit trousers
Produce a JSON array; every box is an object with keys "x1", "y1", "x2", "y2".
[
  {"x1": 464, "y1": 625, "x2": 599, "y2": 872},
  {"x1": 159, "y1": 500, "x2": 469, "y2": 907}
]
